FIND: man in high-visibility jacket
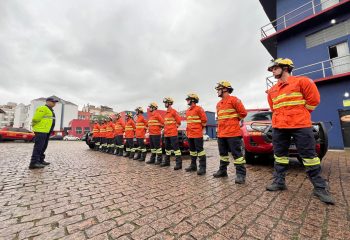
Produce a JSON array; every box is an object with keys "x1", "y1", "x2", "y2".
[
  {"x1": 113, "y1": 113, "x2": 125, "y2": 156},
  {"x1": 266, "y1": 58, "x2": 334, "y2": 204},
  {"x1": 105, "y1": 116, "x2": 115, "y2": 153},
  {"x1": 146, "y1": 102, "x2": 164, "y2": 165},
  {"x1": 185, "y1": 93, "x2": 208, "y2": 175},
  {"x1": 134, "y1": 107, "x2": 148, "y2": 161},
  {"x1": 29, "y1": 97, "x2": 59, "y2": 169},
  {"x1": 213, "y1": 81, "x2": 248, "y2": 184},
  {"x1": 99, "y1": 119, "x2": 107, "y2": 152},
  {"x1": 92, "y1": 120, "x2": 101, "y2": 151},
  {"x1": 162, "y1": 97, "x2": 182, "y2": 170},
  {"x1": 124, "y1": 112, "x2": 136, "y2": 158}
]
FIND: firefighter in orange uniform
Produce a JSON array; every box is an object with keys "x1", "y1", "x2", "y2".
[
  {"x1": 105, "y1": 116, "x2": 115, "y2": 153},
  {"x1": 99, "y1": 119, "x2": 107, "y2": 152},
  {"x1": 92, "y1": 120, "x2": 101, "y2": 151},
  {"x1": 146, "y1": 102, "x2": 164, "y2": 165},
  {"x1": 266, "y1": 58, "x2": 334, "y2": 204},
  {"x1": 134, "y1": 107, "x2": 148, "y2": 161},
  {"x1": 113, "y1": 113, "x2": 125, "y2": 156},
  {"x1": 124, "y1": 112, "x2": 136, "y2": 158},
  {"x1": 213, "y1": 81, "x2": 248, "y2": 184},
  {"x1": 162, "y1": 97, "x2": 182, "y2": 170},
  {"x1": 185, "y1": 93, "x2": 208, "y2": 175}
]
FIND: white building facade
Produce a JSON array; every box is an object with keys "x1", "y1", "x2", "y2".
[{"x1": 14, "y1": 96, "x2": 78, "y2": 132}]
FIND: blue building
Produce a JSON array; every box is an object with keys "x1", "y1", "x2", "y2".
[
  {"x1": 205, "y1": 111, "x2": 217, "y2": 139},
  {"x1": 260, "y1": 0, "x2": 350, "y2": 149}
]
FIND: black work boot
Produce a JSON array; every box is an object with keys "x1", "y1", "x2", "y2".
[
  {"x1": 129, "y1": 152, "x2": 135, "y2": 159},
  {"x1": 123, "y1": 151, "x2": 130, "y2": 157},
  {"x1": 146, "y1": 153, "x2": 156, "y2": 164},
  {"x1": 118, "y1": 148, "x2": 124, "y2": 156},
  {"x1": 174, "y1": 156, "x2": 182, "y2": 170},
  {"x1": 185, "y1": 157, "x2": 197, "y2": 172},
  {"x1": 113, "y1": 147, "x2": 118, "y2": 155},
  {"x1": 305, "y1": 165, "x2": 334, "y2": 204},
  {"x1": 29, "y1": 163, "x2": 46, "y2": 169},
  {"x1": 160, "y1": 155, "x2": 171, "y2": 167},
  {"x1": 313, "y1": 188, "x2": 335, "y2": 205},
  {"x1": 213, "y1": 160, "x2": 229, "y2": 178},
  {"x1": 266, "y1": 162, "x2": 288, "y2": 191},
  {"x1": 234, "y1": 164, "x2": 246, "y2": 184},
  {"x1": 139, "y1": 152, "x2": 146, "y2": 161},
  {"x1": 197, "y1": 155, "x2": 206, "y2": 175},
  {"x1": 133, "y1": 151, "x2": 141, "y2": 160},
  {"x1": 155, "y1": 155, "x2": 162, "y2": 165}
]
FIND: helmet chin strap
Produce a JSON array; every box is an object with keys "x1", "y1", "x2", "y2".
[
  {"x1": 274, "y1": 67, "x2": 287, "y2": 79},
  {"x1": 218, "y1": 89, "x2": 227, "y2": 97}
]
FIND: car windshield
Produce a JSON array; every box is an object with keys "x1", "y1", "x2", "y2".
[{"x1": 244, "y1": 111, "x2": 272, "y2": 122}]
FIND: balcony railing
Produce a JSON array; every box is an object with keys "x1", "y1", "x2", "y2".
[
  {"x1": 266, "y1": 54, "x2": 350, "y2": 89},
  {"x1": 261, "y1": 0, "x2": 340, "y2": 39}
]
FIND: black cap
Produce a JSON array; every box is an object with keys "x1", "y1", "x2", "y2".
[{"x1": 46, "y1": 97, "x2": 59, "y2": 102}]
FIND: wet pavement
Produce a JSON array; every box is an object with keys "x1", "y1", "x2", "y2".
[{"x1": 0, "y1": 141, "x2": 349, "y2": 239}]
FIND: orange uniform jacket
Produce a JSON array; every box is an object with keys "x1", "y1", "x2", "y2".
[
  {"x1": 148, "y1": 111, "x2": 164, "y2": 135},
  {"x1": 217, "y1": 95, "x2": 247, "y2": 138},
  {"x1": 114, "y1": 118, "x2": 125, "y2": 136},
  {"x1": 267, "y1": 76, "x2": 320, "y2": 129},
  {"x1": 186, "y1": 105, "x2": 207, "y2": 138},
  {"x1": 100, "y1": 123, "x2": 107, "y2": 138},
  {"x1": 92, "y1": 123, "x2": 100, "y2": 138},
  {"x1": 106, "y1": 122, "x2": 115, "y2": 139},
  {"x1": 125, "y1": 119, "x2": 136, "y2": 138},
  {"x1": 164, "y1": 107, "x2": 181, "y2": 137},
  {"x1": 135, "y1": 115, "x2": 148, "y2": 138}
]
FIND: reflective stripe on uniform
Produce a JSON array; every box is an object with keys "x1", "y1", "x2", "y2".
[
  {"x1": 174, "y1": 150, "x2": 181, "y2": 156},
  {"x1": 197, "y1": 150, "x2": 206, "y2": 156},
  {"x1": 272, "y1": 92, "x2": 303, "y2": 103},
  {"x1": 233, "y1": 157, "x2": 246, "y2": 165},
  {"x1": 217, "y1": 114, "x2": 239, "y2": 120},
  {"x1": 305, "y1": 104, "x2": 316, "y2": 110},
  {"x1": 165, "y1": 150, "x2": 172, "y2": 156},
  {"x1": 275, "y1": 155, "x2": 289, "y2": 164},
  {"x1": 156, "y1": 148, "x2": 162, "y2": 154},
  {"x1": 220, "y1": 155, "x2": 230, "y2": 162},
  {"x1": 218, "y1": 109, "x2": 236, "y2": 114},
  {"x1": 151, "y1": 149, "x2": 156, "y2": 153},
  {"x1": 303, "y1": 157, "x2": 320, "y2": 166},
  {"x1": 273, "y1": 100, "x2": 306, "y2": 109},
  {"x1": 190, "y1": 151, "x2": 197, "y2": 157}
]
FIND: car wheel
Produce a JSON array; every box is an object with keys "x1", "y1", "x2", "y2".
[{"x1": 241, "y1": 140, "x2": 255, "y2": 164}]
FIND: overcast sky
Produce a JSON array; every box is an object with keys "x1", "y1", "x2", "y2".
[{"x1": 0, "y1": 0, "x2": 272, "y2": 112}]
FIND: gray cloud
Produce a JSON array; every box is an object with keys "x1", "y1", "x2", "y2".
[{"x1": 0, "y1": 0, "x2": 271, "y2": 112}]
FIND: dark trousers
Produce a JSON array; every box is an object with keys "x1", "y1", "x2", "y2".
[
  {"x1": 150, "y1": 135, "x2": 162, "y2": 155},
  {"x1": 30, "y1": 132, "x2": 50, "y2": 165},
  {"x1": 218, "y1": 137, "x2": 245, "y2": 164},
  {"x1": 164, "y1": 136, "x2": 181, "y2": 156},
  {"x1": 272, "y1": 128, "x2": 326, "y2": 188},
  {"x1": 115, "y1": 135, "x2": 124, "y2": 149},
  {"x1": 273, "y1": 128, "x2": 318, "y2": 165},
  {"x1": 136, "y1": 138, "x2": 146, "y2": 152},
  {"x1": 125, "y1": 138, "x2": 134, "y2": 152},
  {"x1": 188, "y1": 138, "x2": 205, "y2": 157}
]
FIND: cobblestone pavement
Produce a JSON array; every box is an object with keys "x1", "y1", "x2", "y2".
[{"x1": 0, "y1": 141, "x2": 349, "y2": 240}]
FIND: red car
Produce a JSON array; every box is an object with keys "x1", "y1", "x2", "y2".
[
  {"x1": 241, "y1": 109, "x2": 328, "y2": 163},
  {"x1": 0, "y1": 127, "x2": 35, "y2": 142}
]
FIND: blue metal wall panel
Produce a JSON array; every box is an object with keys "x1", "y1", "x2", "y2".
[
  {"x1": 312, "y1": 78, "x2": 350, "y2": 149},
  {"x1": 205, "y1": 111, "x2": 216, "y2": 125}
]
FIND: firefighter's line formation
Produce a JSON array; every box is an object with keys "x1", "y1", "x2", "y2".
[
  {"x1": 29, "y1": 58, "x2": 335, "y2": 205},
  {"x1": 89, "y1": 58, "x2": 335, "y2": 205}
]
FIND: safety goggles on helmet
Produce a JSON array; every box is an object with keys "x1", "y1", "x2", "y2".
[
  {"x1": 148, "y1": 102, "x2": 158, "y2": 109},
  {"x1": 186, "y1": 93, "x2": 199, "y2": 103},
  {"x1": 126, "y1": 112, "x2": 133, "y2": 118},
  {"x1": 163, "y1": 97, "x2": 174, "y2": 104},
  {"x1": 135, "y1": 107, "x2": 144, "y2": 113},
  {"x1": 268, "y1": 58, "x2": 294, "y2": 72},
  {"x1": 215, "y1": 80, "x2": 233, "y2": 93}
]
